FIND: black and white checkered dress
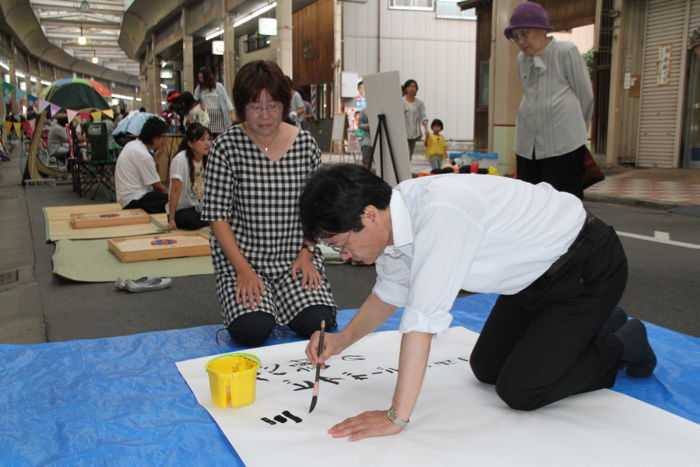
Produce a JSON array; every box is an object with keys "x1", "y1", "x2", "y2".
[{"x1": 201, "y1": 125, "x2": 336, "y2": 327}]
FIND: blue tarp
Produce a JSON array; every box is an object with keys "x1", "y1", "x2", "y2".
[{"x1": 1, "y1": 294, "x2": 698, "y2": 465}]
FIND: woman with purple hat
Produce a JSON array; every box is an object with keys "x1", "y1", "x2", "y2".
[{"x1": 505, "y1": 2, "x2": 593, "y2": 199}]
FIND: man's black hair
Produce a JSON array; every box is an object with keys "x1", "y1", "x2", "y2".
[
  {"x1": 139, "y1": 116, "x2": 168, "y2": 145},
  {"x1": 299, "y1": 164, "x2": 392, "y2": 241}
]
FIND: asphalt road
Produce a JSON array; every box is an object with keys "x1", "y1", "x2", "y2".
[
  {"x1": 586, "y1": 202, "x2": 700, "y2": 337},
  {"x1": 23, "y1": 182, "x2": 700, "y2": 341}
]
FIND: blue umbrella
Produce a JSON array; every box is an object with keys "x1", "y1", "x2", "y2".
[{"x1": 112, "y1": 112, "x2": 160, "y2": 136}]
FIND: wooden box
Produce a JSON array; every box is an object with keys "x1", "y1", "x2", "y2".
[
  {"x1": 70, "y1": 209, "x2": 150, "y2": 229},
  {"x1": 108, "y1": 233, "x2": 211, "y2": 263}
]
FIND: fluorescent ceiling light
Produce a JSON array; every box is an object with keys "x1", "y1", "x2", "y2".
[
  {"x1": 160, "y1": 84, "x2": 168, "y2": 89},
  {"x1": 40, "y1": 79, "x2": 52, "y2": 86},
  {"x1": 16, "y1": 71, "x2": 25, "y2": 78},
  {"x1": 235, "y1": 2, "x2": 277, "y2": 28},
  {"x1": 0, "y1": 62, "x2": 8, "y2": 70},
  {"x1": 205, "y1": 29, "x2": 224, "y2": 41},
  {"x1": 30, "y1": 77, "x2": 37, "y2": 82},
  {"x1": 112, "y1": 93, "x2": 134, "y2": 101}
]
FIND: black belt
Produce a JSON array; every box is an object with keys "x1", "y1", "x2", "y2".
[{"x1": 544, "y1": 211, "x2": 595, "y2": 277}]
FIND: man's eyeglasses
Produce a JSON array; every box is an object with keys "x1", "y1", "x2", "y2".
[
  {"x1": 510, "y1": 29, "x2": 530, "y2": 41},
  {"x1": 246, "y1": 102, "x2": 283, "y2": 115},
  {"x1": 321, "y1": 231, "x2": 352, "y2": 255}
]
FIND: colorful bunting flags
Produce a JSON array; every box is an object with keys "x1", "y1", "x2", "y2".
[
  {"x1": 38, "y1": 99, "x2": 50, "y2": 113},
  {"x1": 13, "y1": 122, "x2": 20, "y2": 134},
  {"x1": 27, "y1": 118, "x2": 36, "y2": 132},
  {"x1": 3, "y1": 121, "x2": 11, "y2": 133},
  {"x1": 79, "y1": 112, "x2": 90, "y2": 120},
  {"x1": 102, "y1": 109, "x2": 114, "y2": 119},
  {"x1": 67, "y1": 109, "x2": 79, "y2": 123},
  {"x1": 2, "y1": 82, "x2": 14, "y2": 92},
  {"x1": 90, "y1": 111, "x2": 102, "y2": 122},
  {"x1": 49, "y1": 103, "x2": 61, "y2": 116}
]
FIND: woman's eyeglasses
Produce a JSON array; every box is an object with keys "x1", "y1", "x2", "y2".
[
  {"x1": 510, "y1": 30, "x2": 530, "y2": 41},
  {"x1": 246, "y1": 102, "x2": 283, "y2": 115}
]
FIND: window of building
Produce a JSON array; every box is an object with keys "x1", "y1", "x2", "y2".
[
  {"x1": 389, "y1": 0, "x2": 435, "y2": 12},
  {"x1": 245, "y1": 33, "x2": 271, "y2": 53},
  {"x1": 435, "y1": 2, "x2": 476, "y2": 20}
]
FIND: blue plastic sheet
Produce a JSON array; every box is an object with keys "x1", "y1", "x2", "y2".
[{"x1": 1, "y1": 294, "x2": 698, "y2": 465}]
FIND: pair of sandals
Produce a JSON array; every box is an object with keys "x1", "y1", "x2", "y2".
[{"x1": 114, "y1": 276, "x2": 172, "y2": 293}]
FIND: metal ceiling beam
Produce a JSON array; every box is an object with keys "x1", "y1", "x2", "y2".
[
  {"x1": 38, "y1": 18, "x2": 122, "y2": 28},
  {"x1": 31, "y1": 0, "x2": 125, "y2": 11}
]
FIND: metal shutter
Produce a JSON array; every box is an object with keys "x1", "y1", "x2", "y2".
[
  {"x1": 691, "y1": 0, "x2": 700, "y2": 30},
  {"x1": 636, "y1": 0, "x2": 688, "y2": 167}
]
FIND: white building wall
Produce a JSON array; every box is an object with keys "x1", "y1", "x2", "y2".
[{"x1": 343, "y1": 0, "x2": 476, "y2": 141}]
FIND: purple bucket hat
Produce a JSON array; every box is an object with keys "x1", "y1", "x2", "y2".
[{"x1": 504, "y1": 2, "x2": 553, "y2": 40}]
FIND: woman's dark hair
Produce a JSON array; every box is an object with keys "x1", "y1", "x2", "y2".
[
  {"x1": 402, "y1": 79, "x2": 418, "y2": 93},
  {"x1": 56, "y1": 115, "x2": 69, "y2": 127},
  {"x1": 299, "y1": 164, "x2": 392, "y2": 241},
  {"x1": 181, "y1": 91, "x2": 197, "y2": 111},
  {"x1": 232, "y1": 60, "x2": 291, "y2": 123},
  {"x1": 198, "y1": 67, "x2": 216, "y2": 91},
  {"x1": 178, "y1": 123, "x2": 209, "y2": 186},
  {"x1": 139, "y1": 116, "x2": 168, "y2": 145},
  {"x1": 431, "y1": 119, "x2": 443, "y2": 130}
]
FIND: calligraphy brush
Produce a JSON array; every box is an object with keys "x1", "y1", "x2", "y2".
[{"x1": 309, "y1": 319, "x2": 325, "y2": 413}]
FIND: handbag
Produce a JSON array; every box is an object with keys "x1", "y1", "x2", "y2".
[{"x1": 581, "y1": 147, "x2": 605, "y2": 189}]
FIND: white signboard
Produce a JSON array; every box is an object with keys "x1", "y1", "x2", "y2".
[
  {"x1": 259, "y1": 18, "x2": 277, "y2": 36},
  {"x1": 212, "y1": 40, "x2": 225, "y2": 56},
  {"x1": 363, "y1": 71, "x2": 411, "y2": 186},
  {"x1": 341, "y1": 71, "x2": 359, "y2": 98}
]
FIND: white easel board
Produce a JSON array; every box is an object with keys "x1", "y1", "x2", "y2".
[
  {"x1": 177, "y1": 327, "x2": 699, "y2": 466},
  {"x1": 363, "y1": 71, "x2": 412, "y2": 187}
]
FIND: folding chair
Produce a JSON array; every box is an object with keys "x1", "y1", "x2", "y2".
[{"x1": 78, "y1": 122, "x2": 117, "y2": 201}]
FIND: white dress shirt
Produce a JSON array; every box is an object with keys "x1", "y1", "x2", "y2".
[
  {"x1": 372, "y1": 174, "x2": 586, "y2": 335},
  {"x1": 514, "y1": 38, "x2": 594, "y2": 159}
]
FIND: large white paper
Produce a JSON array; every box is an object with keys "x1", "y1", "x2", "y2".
[{"x1": 177, "y1": 327, "x2": 699, "y2": 466}]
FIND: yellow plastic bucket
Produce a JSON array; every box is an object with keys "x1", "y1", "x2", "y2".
[{"x1": 205, "y1": 352, "x2": 261, "y2": 408}]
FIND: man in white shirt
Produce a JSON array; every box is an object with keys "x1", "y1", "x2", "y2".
[
  {"x1": 115, "y1": 117, "x2": 169, "y2": 213},
  {"x1": 299, "y1": 164, "x2": 656, "y2": 441}
]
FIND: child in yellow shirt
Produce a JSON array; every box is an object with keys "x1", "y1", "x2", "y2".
[{"x1": 425, "y1": 119, "x2": 447, "y2": 170}]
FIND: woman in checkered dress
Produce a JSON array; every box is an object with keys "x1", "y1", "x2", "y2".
[{"x1": 201, "y1": 60, "x2": 337, "y2": 347}]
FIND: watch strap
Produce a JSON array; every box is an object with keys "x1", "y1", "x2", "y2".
[{"x1": 386, "y1": 406, "x2": 409, "y2": 428}]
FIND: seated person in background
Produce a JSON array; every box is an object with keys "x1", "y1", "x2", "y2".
[
  {"x1": 115, "y1": 117, "x2": 169, "y2": 213},
  {"x1": 164, "y1": 123, "x2": 211, "y2": 230},
  {"x1": 102, "y1": 114, "x2": 117, "y2": 149},
  {"x1": 47, "y1": 115, "x2": 70, "y2": 165},
  {"x1": 181, "y1": 91, "x2": 210, "y2": 128}
]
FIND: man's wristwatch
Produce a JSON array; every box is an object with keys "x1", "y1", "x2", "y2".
[
  {"x1": 302, "y1": 243, "x2": 317, "y2": 254},
  {"x1": 386, "y1": 406, "x2": 409, "y2": 428}
]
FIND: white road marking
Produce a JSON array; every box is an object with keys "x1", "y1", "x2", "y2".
[{"x1": 617, "y1": 230, "x2": 700, "y2": 250}]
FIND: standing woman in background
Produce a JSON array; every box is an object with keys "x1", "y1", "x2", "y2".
[
  {"x1": 506, "y1": 1, "x2": 593, "y2": 199},
  {"x1": 402, "y1": 79, "x2": 429, "y2": 160},
  {"x1": 194, "y1": 67, "x2": 236, "y2": 138},
  {"x1": 200, "y1": 60, "x2": 337, "y2": 347}
]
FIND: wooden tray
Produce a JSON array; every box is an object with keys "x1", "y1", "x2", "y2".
[
  {"x1": 70, "y1": 209, "x2": 150, "y2": 229},
  {"x1": 108, "y1": 233, "x2": 211, "y2": 263}
]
